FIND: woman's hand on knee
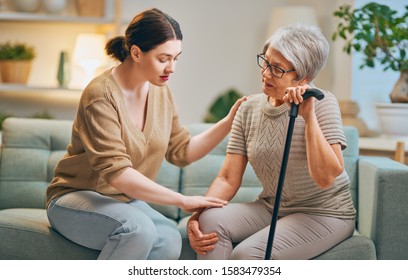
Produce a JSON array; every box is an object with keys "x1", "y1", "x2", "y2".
[
  {"x1": 179, "y1": 195, "x2": 227, "y2": 213},
  {"x1": 187, "y1": 212, "x2": 218, "y2": 255}
]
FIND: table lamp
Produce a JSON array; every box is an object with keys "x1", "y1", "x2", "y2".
[{"x1": 72, "y1": 33, "x2": 107, "y2": 88}]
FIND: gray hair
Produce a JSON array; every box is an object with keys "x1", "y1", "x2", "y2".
[{"x1": 263, "y1": 23, "x2": 329, "y2": 82}]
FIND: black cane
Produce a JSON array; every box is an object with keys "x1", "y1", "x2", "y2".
[{"x1": 264, "y1": 88, "x2": 324, "y2": 260}]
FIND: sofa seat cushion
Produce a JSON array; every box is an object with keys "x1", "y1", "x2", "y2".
[
  {"x1": 0, "y1": 208, "x2": 98, "y2": 260},
  {"x1": 313, "y1": 234, "x2": 376, "y2": 260},
  {"x1": 177, "y1": 216, "x2": 376, "y2": 260}
]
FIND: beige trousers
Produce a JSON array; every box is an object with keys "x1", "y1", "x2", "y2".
[{"x1": 197, "y1": 200, "x2": 355, "y2": 260}]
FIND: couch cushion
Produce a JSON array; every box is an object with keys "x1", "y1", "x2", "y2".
[
  {"x1": 0, "y1": 208, "x2": 98, "y2": 259},
  {"x1": 150, "y1": 159, "x2": 182, "y2": 220},
  {"x1": 358, "y1": 156, "x2": 408, "y2": 260},
  {"x1": 313, "y1": 234, "x2": 376, "y2": 260},
  {"x1": 342, "y1": 126, "x2": 359, "y2": 212},
  {"x1": 186, "y1": 123, "x2": 230, "y2": 156},
  {"x1": 180, "y1": 123, "x2": 262, "y2": 219},
  {"x1": 0, "y1": 118, "x2": 72, "y2": 210},
  {"x1": 181, "y1": 154, "x2": 262, "y2": 218}
]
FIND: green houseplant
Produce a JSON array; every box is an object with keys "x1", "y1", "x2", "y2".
[
  {"x1": 332, "y1": 2, "x2": 408, "y2": 103},
  {"x1": 0, "y1": 41, "x2": 36, "y2": 84},
  {"x1": 204, "y1": 88, "x2": 243, "y2": 123}
]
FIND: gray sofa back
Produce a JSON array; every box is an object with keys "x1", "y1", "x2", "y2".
[
  {"x1": 0, "y1": 118, "x2": 359, "y2": 222},
  {"x1": 154, "y1": 123, "x2": 263, "y2": 220},
  {"x1": 343, "y1": 126, "x2": 359, "y2": 211},
  {"x1": 0, "y1": 118, "x2": 72, "y2": 209}
]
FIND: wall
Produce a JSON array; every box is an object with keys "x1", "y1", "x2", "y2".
[
  {"x1": 1, "y1": 0, "x2": 356, "y2": 124},
  {"x1": 119, "y1": 0, "x2": 352, "y2": 124}
]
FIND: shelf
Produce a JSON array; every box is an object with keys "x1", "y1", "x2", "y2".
[
  {"x1": 0, "y1": 0, "x2": 116, "y2": 24},
  {"x1": 0, "y1": 83, "x2": 81, "y2": 93},
  {"x1": 0, "y1": 12, "x2": 113, "y2": 24},
  {"x1": 0, "y1": 0, "x2": 119, "y2": 122},
  {"x1": 0, "y1": 84, "x2": 82, "y2": 100}
]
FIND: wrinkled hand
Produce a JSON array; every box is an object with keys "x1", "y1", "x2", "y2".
[
  {"x1": 283, "y1": 84, "x2": 315, "y2": 120},
  {"x1": 187, "y1": 212, "x2": 218, "y2": 255},
  {"x1": 179, "y1": 195, "x2": 227, "y2": 213}
]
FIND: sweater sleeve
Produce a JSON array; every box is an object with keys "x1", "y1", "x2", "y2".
[
  {"x1": 227, "y1": 103, "x2": 247, "y2": 156},
  {"x1": 79, "y1": 99, "x2": 132, "y2": 184},
  {"x1": 315, "y1": 90, "x2": 347, "y2": 150}
]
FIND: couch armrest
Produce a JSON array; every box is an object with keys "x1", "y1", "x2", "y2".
[{"x1": 358, "y1": 156, "x2": 408, "y2": 259}]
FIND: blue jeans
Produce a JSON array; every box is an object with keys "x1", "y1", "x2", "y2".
[{"x1": 47, "y1": 190, "x2": 181, "y2": 260}]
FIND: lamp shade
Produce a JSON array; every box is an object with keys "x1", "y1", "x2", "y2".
[
  {"x1": 73, "y1": 33, "x2": 106, "y2": 67},
  {"x1": 266, "y1": 6, "x2": 318, "y2": 39},
  {"x1": 72, "y1": 33, "x2": 106, "y2": 87}
]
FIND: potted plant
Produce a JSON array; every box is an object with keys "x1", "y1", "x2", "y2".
[
  {"x1": 332, "y1": 2, "x2": 408, "y2": 135},
  {"x1": 0, "y1": 41, "x2": 36, "y2": 84},
  {"x1": 204, "y1": 88, "x2": 243, "y2": 123}
]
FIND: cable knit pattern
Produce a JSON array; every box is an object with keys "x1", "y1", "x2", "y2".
[{"x1": 227, "y1": 91, "x2": 355, "y2": 219}]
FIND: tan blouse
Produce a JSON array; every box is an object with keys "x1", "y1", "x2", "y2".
[{"x1": 46, "y1": 69, "x2": 190, "y2": 207}]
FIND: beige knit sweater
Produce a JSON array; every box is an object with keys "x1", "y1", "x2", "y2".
[
  {"x1": 227, "y1": 91, "x2": 356, "y2": 219},
  {"x1": 46, "y1": 70, "x2": 191, "y2": 207}
]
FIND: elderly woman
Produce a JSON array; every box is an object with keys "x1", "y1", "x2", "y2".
[{"x1": 187, "y1": 23, "x2": 356, "y2": 260}]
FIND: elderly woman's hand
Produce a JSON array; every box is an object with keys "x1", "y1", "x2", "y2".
[
  {"x1": 187, "y1": 212, "x2": 219, "y2": 255},
  {"x1": 283, "y1": 85, "x2": 316, "y2": 121}
]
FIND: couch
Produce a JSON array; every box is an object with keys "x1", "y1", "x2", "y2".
[{"x1": 1, "y1": 117, "x2": 407, "y2": 260}]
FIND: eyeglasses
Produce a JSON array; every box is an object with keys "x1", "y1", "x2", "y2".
[{"x1": 257, "y1": 54, "x2": 296, "y2": 78}]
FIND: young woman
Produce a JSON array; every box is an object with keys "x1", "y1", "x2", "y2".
[
  {"x1": 187, "y1": 23, "x2": 356, "y2": 260},
  {"x1": 46, "y1": 8, "x2": 246, "y2": 260}
]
